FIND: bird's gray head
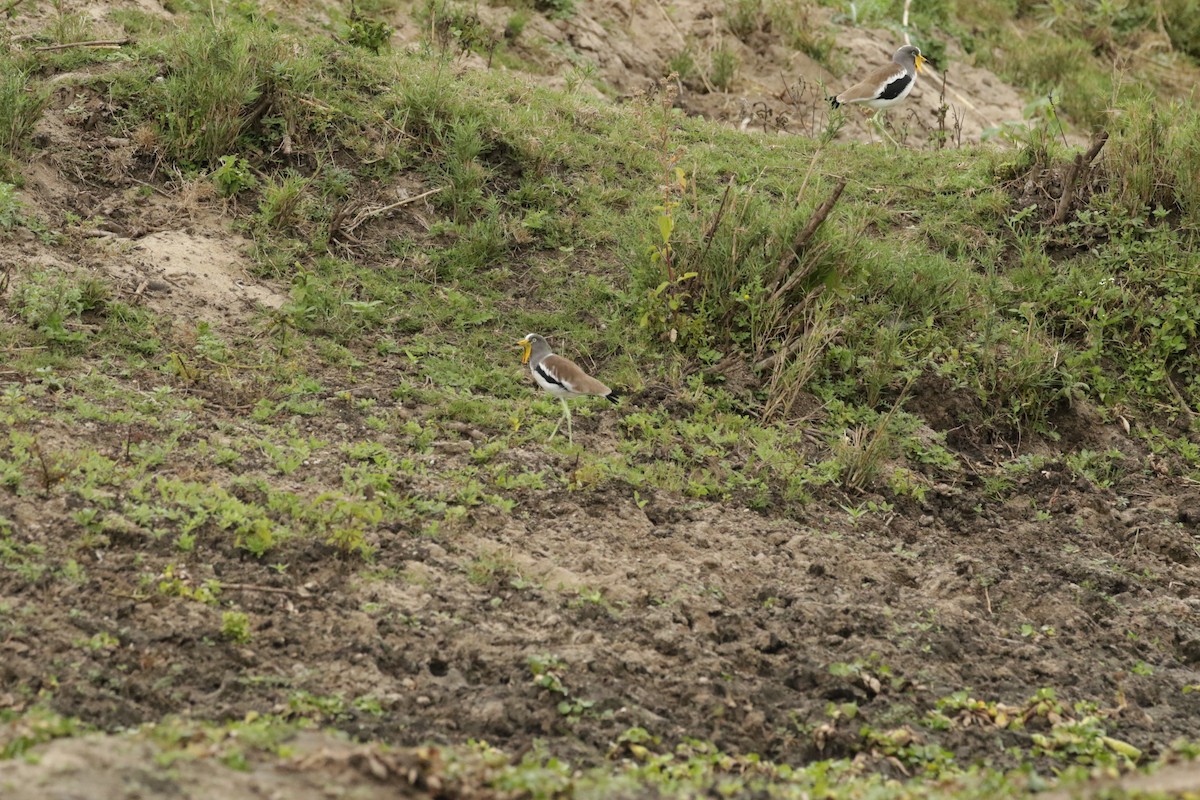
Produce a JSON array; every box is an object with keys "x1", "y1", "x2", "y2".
[
  {"x1": 893, "y1": 45, "x2": 927, "y2": 74},
  {"x1": 517, "y1": 333, "x2": 551, "y2": 365}
]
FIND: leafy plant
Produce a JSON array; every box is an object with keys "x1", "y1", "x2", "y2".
[
  {"x1": 212, "y1": 155, "x2": 258, "y2": 197},
  {"x1": 533, "y1": 0, "x2": 575, "y2": 19},
  {"x1": 8, "y1": 270, "x2": 107, "y2": 346},
  {"x1": 347, "y1": 10, "x2": 392, "y2": 53}
]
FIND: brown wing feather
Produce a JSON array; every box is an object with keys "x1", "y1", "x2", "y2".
[
  {"x1": 835, "y1": 64, "x2": 907, "y2": 104},
  {"x1": 541, "y1": 354, "x2": 612, "y2": 397}
]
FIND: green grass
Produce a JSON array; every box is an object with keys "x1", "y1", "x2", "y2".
[
  {"x1": 0, "y1": 54, "x2": 50, "y2": 169},
  {"x1": 4, "y1": 13, "x2": 1199, "y2": 510}
]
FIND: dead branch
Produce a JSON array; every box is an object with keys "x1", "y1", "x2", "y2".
[
  {"x1": 1, "y1": 0, "x2": 30, "y2": 16},
  {"x1": 242, "y1": 86, "x2": 275, "y2": 131},
  {"x1": 33, "y1": 38, "x2": 131, "y2": 52},
  {"x1": 773, "y1": 178, "x2": 846, "y2": 288},
  {"x1": 1049, "y1": 130, "x2": 1108, "y2": 226},
  {"x1": 1082, "y1": 129, "x2": 1110, "y2": 163}
]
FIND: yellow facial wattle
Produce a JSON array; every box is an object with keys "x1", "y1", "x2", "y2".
[{"x1": 517, "y1": 339, "x2": 532, "y2": 365}]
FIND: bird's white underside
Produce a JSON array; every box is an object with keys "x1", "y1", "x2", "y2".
[
  {"x1": 532, "y1": 361, "x2": 582, "y2": 398},
  {"x1": 854, "y1": 74, "x2": 916, "y2": 109}
]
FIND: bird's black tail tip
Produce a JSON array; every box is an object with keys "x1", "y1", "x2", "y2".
[
  {"x1": 605, "y1": 389, "x2": 620, "y2": 405},
  {"x1": 828, "y1": 95, "x2": 841, "y2": 109}
]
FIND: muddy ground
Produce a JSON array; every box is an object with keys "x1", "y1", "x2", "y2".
[
  {"x1": 5, "y1": 383, "x2": 1200, "y2": 758},
  {"x1": 2, "y1": 0, "x2": 1200, "y2": 797}
]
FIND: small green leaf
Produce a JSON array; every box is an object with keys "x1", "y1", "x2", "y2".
[
  {"x1": 657, "y1": 214, "x2": 674, "y2": 244},
  {"x1": 1101, "y1": 736, "x2": 1142, "y2": 761}
]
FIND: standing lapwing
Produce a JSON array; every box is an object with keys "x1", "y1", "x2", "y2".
[
  {"x1": 517, "y1": 333, "x2": 618, "y2": 443},
  {"x1": 829, "y1": 45, "x2": 928, "y2": 143}
]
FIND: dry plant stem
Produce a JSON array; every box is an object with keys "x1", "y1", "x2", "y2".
[
  {"x1": 935, "y1": 71, "x2": 949, "y2": 147},
  {"x1": 1050, "y1": 130, "x2": 1109, "y2": 226},
  {"x1": 759, "y1": 312, "x2": 839, "y2": 420},
  {"x1": 221, "y1": 582, "x2": 302, "y2": 597},
  {"x1": 793, "y1": 141, "x2": 825, "y2": 207},
  {"x1": 773, "y1": 178, "x2": 846, "y2": 288},
  {"x1": 754, "y1": 333, "x2": 802, "y2": 374},
  {"x1": 344, "y1": 187, "x2": 443, "y2": 233},
  {"x1": 1047, "y1": 94, "x2": 1070, "y2": 148},
  {"x1": 681, "y1": 177, "x2": 735, "y2": 276},
  {"x1": 753, "y1": 292, "x2": 831, "y2": 372},
  {"x1": 770, "y1": 240, "x2": 831, "y2": 307},
  {"x1": 372, "y1": 110, "x2": 418, "y2": 141},
  {"x1": 648, "y1": 0, "x2": 687, "y2": 47},
  {"x1": 33, "y1": 38, "x2": 131, "y2": 51},
  {"x1": 844, "y1": 377, "x2": 914, "y2": 490},
  {"x1": 921, "y1": 64, "x2": 997, "y2": 131},
  {"x1": 1163, "y1": 371, "x2": 1197, "y2": 421},
  {"x1": 128, "y1": 175, "x2": 171, "y2": 197}
]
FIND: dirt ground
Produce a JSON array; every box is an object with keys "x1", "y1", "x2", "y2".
[{"x1": 3, "y1": 0, "x2": 1200, "y2": 797}]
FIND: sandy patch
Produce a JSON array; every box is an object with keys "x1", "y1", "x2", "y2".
[{"x1": 99, "y1": 229, "x2": 287, "y2": 328}]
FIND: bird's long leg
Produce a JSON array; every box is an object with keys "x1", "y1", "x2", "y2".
[
  {"x1": 561, "y1": 397, "x2": 573, "y2": 444},
  {"x1": 871, "y1": 112, "x2": 900, "y2": 147},
  {"x1": 547, "y1": 397, "x2": 569, "y2": 442}
]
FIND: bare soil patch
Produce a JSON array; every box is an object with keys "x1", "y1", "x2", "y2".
[
  {"x1": 424, "y1": 0, "x2": 1036, "y2": 145},
  {"x1": 3, "y1": 368, "x2": 1200, "y2": 776},
  {"x1": 112, "y1": 229, "x2": 286, "y2": 326}
]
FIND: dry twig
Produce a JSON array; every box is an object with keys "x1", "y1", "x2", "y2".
[
  {"x1": 220, "y1": 582, "x2": 304, "y2": 597},
  {"x1": 33, "y1": 38, "x2": 131, "y2": 52},
  {"x1": 344, "y1": 187, "x2": 443, "y2": 233}
]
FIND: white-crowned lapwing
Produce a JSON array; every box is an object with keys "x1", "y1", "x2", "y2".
[
  {"x1": 830, "y1": 45, "x2": 927, "y2": 110},
  {"x1": 829, "y1": 45, "x2": 928, "y2": 144},
  {"x1": 517, "y1": 333, "x2": 617, "y2": 443}
]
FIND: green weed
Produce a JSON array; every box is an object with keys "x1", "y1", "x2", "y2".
[
  {"x1": 709, "y1": 45, "x2": 738, "y2": 91},
  {"x1": 346, "y1": 9, "x2": 392, "y2": 53},
  {"x1": 0, "y1": 706, "x2": 88, "y2": 760},
  {"x1": 221, "y1": 611, "x2": 252, "y2": 644},
  {"x1": 212, "y1": 155, "x2": 258, "y2": 197}
]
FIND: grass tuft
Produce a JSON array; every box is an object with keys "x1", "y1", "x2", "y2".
[{"x1": 0, "y1": 57, "x2": 50, "y2": 164}]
